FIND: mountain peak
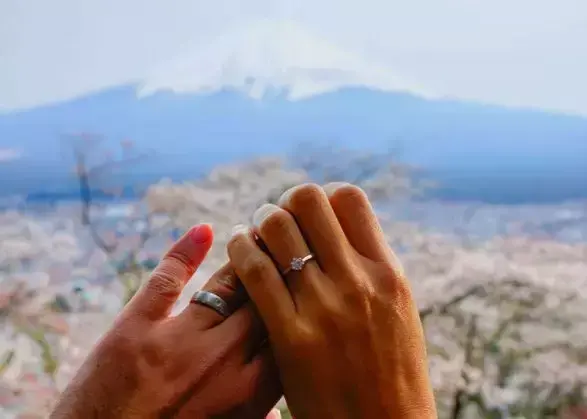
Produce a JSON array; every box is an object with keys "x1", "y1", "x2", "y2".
[{"x1": 137, "y1": 19, "x2": 431, "y2": 101}]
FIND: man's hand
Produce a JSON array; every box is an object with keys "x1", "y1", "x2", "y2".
[{"x1": 51, "y1": 224, "x2": 282, "y2": 419}]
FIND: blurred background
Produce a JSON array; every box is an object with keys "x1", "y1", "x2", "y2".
[{"x1": 1, "y1": 1, "x2": 586, "y2": 418}]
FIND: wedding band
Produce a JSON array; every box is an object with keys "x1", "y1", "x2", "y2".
[
  {"x1": 281, "y1": 254, "x2": 315, "y2": 276},
  {"x1": 190, "y1": 290, "x2": 230, "y2": 318}
]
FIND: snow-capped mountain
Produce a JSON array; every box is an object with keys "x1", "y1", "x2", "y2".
[
  {"x1": 138, "y1": 19, "x2": 432, "y2": 101},
  {"x1": 1, "y1": 20, "x2": 587, "y2": 204}
]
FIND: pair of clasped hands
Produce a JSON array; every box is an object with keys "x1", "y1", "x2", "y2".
[{"x1": 50, "y1": 183, "x2": 437, "y2": 419}]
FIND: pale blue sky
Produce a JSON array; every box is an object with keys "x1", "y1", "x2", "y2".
[{"x1": 1, "y1": 0, "x2": 586, "y2": 115}]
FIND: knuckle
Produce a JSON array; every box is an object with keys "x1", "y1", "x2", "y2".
[
  {"x1": 318, "y1": 298, "x2": 350, "y2": 330},
  {"x1": 99, "y1": 322, "x2": 142, "y2": 366},
  {"x1": 165, "y1": 249, "x2": 193, "y2": 272},
  {"x1": 288, "y1": 183, "x2": 324, "y2": 209},
  {"x1": 210, "y1": 269, "x2": 240, "y2": 294},
  {"x1": 149, "y1": 264, "x2": 182, "y2": 295},
  {"x1": 334, "y1": 183, "x2": 369, "y2": 205},
  {"x1": 227, "y1": 232, "x2": 249, "y2": 254},
  {"x1": 378, "y1": 264, "x2": 415, "y2": 307},
  {"x1": 241, "y1": 254, "x2": 272, "y2": 279},
  {"x1": 379, "y1": 262, "x2": 412, "y2": 297},
  {"x1": 139, "y1": 333, "x2": 168, "y2": 369},
  {"x1": 337, "y1": 273, "x2": 379, "y2": 319},
  {"x1": 261, "y1": 208, "x2": 293, "y2": 235},
  {"x1": 354, "y1": 278, "x2": 379, "y2": 303},
  {"x1": 287, "y1": 321, "x2": 320, "y2": 354},
  {"x1": 106, "y1": 325, "x2": 139, "y2": 356},
  {"x1": 393, "y1": 274, "x2": 415, "y2": 302}
]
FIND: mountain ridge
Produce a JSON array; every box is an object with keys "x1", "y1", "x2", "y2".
[{"x1": 1, "y1": 84, "x2": 586, "y2": 204}]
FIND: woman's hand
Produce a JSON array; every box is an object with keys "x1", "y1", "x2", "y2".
[
  {"x1": 51, "y1": 224, "x2": 281, "y2": 419},
  {"x1": 227, "y1": 183, "x2": 436, "y2": 419}
]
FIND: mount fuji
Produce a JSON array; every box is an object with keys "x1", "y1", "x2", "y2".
[
  {"x1": 1, "y1": 20, "x2": 586, "y2": 204},
  {"x1": 138, "y1": 19, "x2": 431, "y2": 101}
]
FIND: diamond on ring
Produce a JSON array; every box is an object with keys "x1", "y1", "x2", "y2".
[
  {"x1": 291, "y1": 257, "x2": 305, "y2": 271},
  {"x1": 282, "y1": 253, "x2": 315, "y2": 276}
]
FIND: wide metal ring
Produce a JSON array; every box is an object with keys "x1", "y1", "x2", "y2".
[
  {"x1": 281, "y1": 253, "x2": 315, "y2": 276},
  {"x1": 190, "y1": 290, "x2": 230, "y2": 318}
]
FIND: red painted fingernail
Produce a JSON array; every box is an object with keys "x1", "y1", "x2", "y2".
[{"x1": 189, "y1": 224, "x2": 212, "y2": 244}]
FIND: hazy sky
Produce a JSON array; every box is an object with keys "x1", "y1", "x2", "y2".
[{"x1": 1, "y1": 0, "x2": 587, "y2": 115}]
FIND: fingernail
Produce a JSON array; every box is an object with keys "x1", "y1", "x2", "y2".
[
  {"x1": 323, "y1": 182, "x2": 350, "y2": 197},
  {"x1": 253, "y1": 204, "x2": 280, "y2": 228},
  {"x1": 277, "y1": 185, "x2": 301, "y2": 206},
  {"x1": 231, "y1": 224, "x2": 250, "y2": 237},
  {"x1": 189, "y1": 224, "x2": 213, "y2": 244}
]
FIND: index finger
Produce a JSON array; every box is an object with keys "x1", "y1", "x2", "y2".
[
  {"x1": 127, "y1": 224, "x2": 214, "y2": 321},
  {"x1": 227, "y1": 224, "x2": 296, "y2": 336}
]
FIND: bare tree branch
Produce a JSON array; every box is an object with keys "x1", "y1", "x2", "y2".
[
  {"x1": 450, "y1": 316, "x2": 478, "y2": 419},
  {"x1": 419, "y1": 285, "x2": 484, "y2": 320},
  {"x1": 66, "y1": 133, "x2": 164, "y2": 302}
]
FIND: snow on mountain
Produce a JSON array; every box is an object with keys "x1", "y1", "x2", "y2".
[
  {"x1": 0, "y1": 148, "x2": 22, "y2": 162},
  {"x1": 137, "y1": 19, "x2": 433, "y2": 101}
]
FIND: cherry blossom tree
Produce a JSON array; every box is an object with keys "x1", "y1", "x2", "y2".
[
  {"x1": 2, "y1": 149, "x2": 586, "y2": 417},
  {"x1": 404, "y1": 227, "x2": 587, "y2": 418},
  {"x1": 146, "y1": 154, "x2": 587, "y2": 418},
  {"x1": 145, "y1": 157, "x2": 307, "y2": 270},
  {"x1": 66, "y1": 133, "x2": 171, "y2": 303},
  {"x1": 0, "y1": 212, "x2": 83, "y2": 415}
]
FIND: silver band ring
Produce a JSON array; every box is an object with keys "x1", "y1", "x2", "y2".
[
  {"x1": 281, "y1": 254, "x2": 315, "y2": 276},
  {"x1": 190, "y1": 290, "x2": 230, "y2": 318}
]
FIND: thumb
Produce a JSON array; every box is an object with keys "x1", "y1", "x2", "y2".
[{"x1": 128, "y1": 224, "x2": 214, "y2": 321}]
